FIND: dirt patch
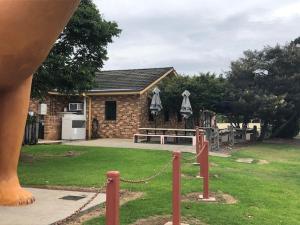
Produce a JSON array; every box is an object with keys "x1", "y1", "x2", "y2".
[
  {"x1": 39, "y1": 150, "x2": 83, "y2": 158},
  {"x1": 221, "y1": 193, "x2": 238, "y2": 204},
  {"x1": 183, "y1": 192, "x2": 237, "y2": 204},
  {"x1": 20, "y1": 151, "x2": 82, "y2": 164},
  {"x1": 20, "y1": 152, "x2": 35, "y2": 164},
  {"x1": 131, "y1": 215, "x2": 206, "y2": 225},
  {"x1": 235, "y1": 158, "x2": 269, "y2": 165},
  {"x1": 63, "y1": 151, "x2": 82, "y2": 157},
  {"x1": 66, "y1": 190, "x2": 143, "y2": 225}
]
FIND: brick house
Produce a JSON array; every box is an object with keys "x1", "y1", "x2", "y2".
[{"x1": 29, "y1": 67, "x2": 186, "y2": 140}]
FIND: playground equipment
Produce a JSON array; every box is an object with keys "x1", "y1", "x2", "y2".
[{"x1": 199, "y1": 110, "x2": 260, "y2": 151}]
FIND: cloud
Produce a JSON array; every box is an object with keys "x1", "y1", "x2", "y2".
[{"x1": 94, "y1": 0, "x2": 300, "y2": 74}]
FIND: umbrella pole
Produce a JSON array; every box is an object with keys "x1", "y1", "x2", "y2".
[
  {"x1": 185, "y1": 118, "x2": 187, "y2": 136},
  {"x1": 155, "y1": 116, "x2": 157, "y2": 134}
]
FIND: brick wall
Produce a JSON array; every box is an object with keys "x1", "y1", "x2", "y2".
[
  {"x1": 29, "y1": 95, "x2": 71, "y2": 116},
  {"x1": 28, "y1": 99, "x2": 39, "y2": 114},
  {"x1": 29, "y1": 95, "x2": 84, "y2": 140},
  {"x1": 29, "y1": 90, "x2": 187, "y2": 140},
  {"x1": 88, "y1": 94, "x2": 141, "y2": 138},
  {"x1": 44, "y1": 115, "x2": 62, "y2": 140}
]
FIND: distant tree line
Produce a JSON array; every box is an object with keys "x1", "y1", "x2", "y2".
[
  {"x1": 159, "y1": 37, "x2": 300, "y2": 140},
  {"x1": 30, "y1": 0, "x2": 299, "y2": 139}
]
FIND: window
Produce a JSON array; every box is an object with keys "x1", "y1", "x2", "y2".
[
  {"x1": 69, "y1": 103, "x2": 83, "y2": 112},
  {"x1": 105, "y1": 101, "x2": 117, "y2": 120}
]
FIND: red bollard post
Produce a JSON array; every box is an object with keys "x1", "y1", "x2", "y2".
[
  {"x1": 173, "y1": 151, "x2": 181, "y2": 225},
  {"x1": 198, "y1": 131, "x2": 205, "y2": 177},
  {"x1": 195, "y1": 127, "x2": 199, "y2": 155},
  {"x1": 106, "y1": 171, "x2": 120, "y2": 225},
  {"x1": 202, "y1": 141, "x2": 209, "y2": 199},
  {"x1": 166, "y1": 151, "x2": 189, "y2": 224},
  {"x1": 198, "y1": 140, "x2": 216, "y2": 202}
]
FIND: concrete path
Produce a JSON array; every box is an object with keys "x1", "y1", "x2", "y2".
[
  {"x1": 65, "y1": 138, "x2": 230, "y2": 157},
  {"x1": 38, "y1": 139, "x2": 63, "y2": 144},
  {"x1": 0, "y1": 188, "x2": 105, "y2": 225},
  {"x1": 66, "y1": 138, "x2": 196, "y2": 152}
]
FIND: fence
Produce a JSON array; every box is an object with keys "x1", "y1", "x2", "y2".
[
  {"x1": 53, "y1": 127, "x2": 212, "y2": 225},
  {"x1": 204, "y1": 125, "x2": 259, "y2": 151}
]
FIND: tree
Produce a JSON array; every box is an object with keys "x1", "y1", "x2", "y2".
[
  {"x1": 32, "y1": 0, "x2": 121, "y2": 98},
  {"x1": 225, "y1": 37, "x2": 300, "y2": 139},
  {"x1": 159, "y1": 73, "x2": 228, "y2": 125}
]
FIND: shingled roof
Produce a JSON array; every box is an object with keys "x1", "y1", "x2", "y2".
[{"x1": 90, "y1": 67, "x2": 175, "y2": 93}]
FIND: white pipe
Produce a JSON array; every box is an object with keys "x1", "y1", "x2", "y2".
[{"x1": 83, "y1": 96, "x2": 87, "y2": 118}]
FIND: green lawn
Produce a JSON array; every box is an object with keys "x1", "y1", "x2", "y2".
[{"x1": 19, "y1": 143, "x2": 300, "y2": 225}]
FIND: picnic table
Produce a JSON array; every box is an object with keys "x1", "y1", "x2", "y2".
[
  {"x1": 138, "y1": 127, "x2": 196, "y2": 135},
  {"x1": 134, "y1": 128, "x2": 203, "y2": 146}
]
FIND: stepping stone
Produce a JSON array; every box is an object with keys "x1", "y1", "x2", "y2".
[
  {"x1": 258, "y1": 159, "x2": 269, "y2": 164},
  {"x1": 165, "y1": 222, "x2": 189, "y2": 225},
  {"x1": 236, "y1": 158, "x2": 254, "y2": 163},
  {"x1": 209, "y1": 152, "x2": 231, "y2": 158}
]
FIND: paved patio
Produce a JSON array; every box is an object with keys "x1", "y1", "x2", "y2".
[
  {"x1": 66, "y1": 138, "x2": 195, "y2": 152},
  {"x1": 65, "y1": 138, "x2": 230, "y2": 157},
  {"x1": 0, "y1": 188, "x2": 105, "y2": 225}
]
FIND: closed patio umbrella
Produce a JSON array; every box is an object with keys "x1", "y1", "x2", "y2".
[
  {"x1": 150, "y1": 87, "x2": 163, "y2": 133},
  {"x1": 180, "y1": 90, "x2": 193, "y2": 134}
]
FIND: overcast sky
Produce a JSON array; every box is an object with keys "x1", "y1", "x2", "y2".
[{"x1": 94, "y1": 0, "x2": 300, "y2": 74}]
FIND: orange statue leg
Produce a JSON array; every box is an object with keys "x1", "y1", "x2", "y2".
[
  {"x1": 0, "y1": 0, "x2": 80, "y2": 206},
  {"x1": 0, "y1": 76, "x2": 34, "y2": 206}
]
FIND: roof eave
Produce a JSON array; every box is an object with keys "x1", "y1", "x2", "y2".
[
  {"x1": 85, "y1": 90, "x2": 141, "y2": 96},
  {"x1": 48, "y1": 67, "x2": 177, "y2": 97},
  {"x1": 140, "y1": 67, "x2": 176, "y2": 94}
]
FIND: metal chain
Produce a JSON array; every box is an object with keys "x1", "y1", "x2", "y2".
[
  {"x1": 53, "y1": 151, "x2": 196, "y2": 224},
  {"x1": 182, "y1": 144, "x2": 206, "y2": 162},
  {"x1": 53, "y1": 179, "x2": 109, "y2": 225},
  {"x1": 120, "y1": 156, "x2": 175, "y2": 184}
]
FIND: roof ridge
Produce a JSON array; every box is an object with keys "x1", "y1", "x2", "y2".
[{"x1": 97, "y1": 67, "x2": 174, "y2": 73}]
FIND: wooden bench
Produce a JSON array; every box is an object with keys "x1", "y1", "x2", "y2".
[
  {"x1": 162, "y1": 135, "x2": 196, "y2": 146},
  {"x1": 133, "y1": 134, "x2": 164, "y2": 144}
]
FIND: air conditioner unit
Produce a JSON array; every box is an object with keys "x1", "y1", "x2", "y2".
[{"x1": 69, "y1": 103, "x2": 83, "y2": 112}]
